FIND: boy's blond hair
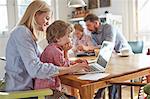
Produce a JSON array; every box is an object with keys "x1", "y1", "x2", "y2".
[
  {"x1": 74, "y1": 24, "x2": 84, "y2": 32},
  {"x1": 46, "y1": 20, "x2": 73, "y2": 44},
  {"x1": 19, "y1": 0, "x2": 51, "y2": 41}
]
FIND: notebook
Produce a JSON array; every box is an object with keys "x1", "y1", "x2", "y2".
[
  {"x1": 75, "y1": 51, "x2": 95, "y2": 57},
  {"x1": 74, "y1": 41, "x2": 114, "y2": 74}
]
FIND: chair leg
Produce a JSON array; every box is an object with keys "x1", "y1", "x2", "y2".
[
  {"x1": 103, "y1": 91, "x2": 105, "y2": 99},
  {"x1": 130, "y1": 80, "x2": 134, "y2": 99},
  {"x1": 138, "y1": 76, "x2": 146, "y2": 99}
]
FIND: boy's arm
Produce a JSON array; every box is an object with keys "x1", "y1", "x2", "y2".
[{"x1": 63, "y1": 42, "x2": 72, "y2": 59}]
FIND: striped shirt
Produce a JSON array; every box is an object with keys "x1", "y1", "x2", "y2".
[
  {"x1": 74, "y1": 34, "x2": 94, "y2": 47},
  {"x1": 73, "y1": 34, "x2": 95, "y2": 52}
]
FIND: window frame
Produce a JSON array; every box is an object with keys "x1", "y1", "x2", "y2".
[
  {"x1": 0, "y1": 0, "x2": 55, "y2": 35},
  {"x1": 0, "y1": 0, "x2": 8, "y2": 35}
]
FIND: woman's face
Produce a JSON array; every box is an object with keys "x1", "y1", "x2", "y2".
[{"x1": 35, "y1": 12, "x2": 51, "y2": 31}]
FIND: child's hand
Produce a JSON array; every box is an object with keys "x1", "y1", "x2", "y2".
[
  {"x1": 63, "y1": 42, "x2": 72, "y2": 59},
  {"x1": 63, "y1": 42, "x2": 72, "y2": 51},
  {"x1": 77, "y1": 45, "x2": 84, "y2": 51}
]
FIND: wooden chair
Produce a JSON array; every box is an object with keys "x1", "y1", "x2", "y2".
[
  {"x1": 0, "y1": 57, "x2": 53, "y2": 99},
  {"x1": 143, "y1": 83, "x2": 150, "y2": 99},
  {"x1": 128, "y1": 40, "x2": 144, "y2": 54},
  {"x1": 109, "y1": 41, "x2": 145, "y2": 99},
  {"x1": 0, "y1": 87, "x2": 53, "y2": 99},
  {"x1": 128, "y1": 40, "x2": 145, "y2": 98}
]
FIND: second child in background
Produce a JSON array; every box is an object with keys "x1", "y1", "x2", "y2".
[
  {"x1": 34, "y1": 20, "x2": 87, "y2": 99},
  {"x1": 72, "y1": 24, "x2": 95, "y2": 53}
]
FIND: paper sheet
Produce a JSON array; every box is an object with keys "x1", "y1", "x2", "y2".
[{"x1": 78, "y1": 73, "x2": 110, "y2": 81}]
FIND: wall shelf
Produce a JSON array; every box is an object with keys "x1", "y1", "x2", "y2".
[
  {"x1": 68, "y1": 15, "x2": 107, "y2": 23},
  {"x1": 68, "y1": 17, "x2": 84, "y2": 22},
  {"x1": 68, "y1": 14, "x2": 123, "y2": 33}
]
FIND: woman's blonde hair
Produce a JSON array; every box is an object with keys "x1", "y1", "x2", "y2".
[
  {"x1": 74, "y1": 24, "x2": 84, "y2": 32},
  {"x1": 19, "y1": 0, "x2": 51, "y2": 41},
  {"x1": 46, "y1": 20, "x2": 73, "y2": 44}
]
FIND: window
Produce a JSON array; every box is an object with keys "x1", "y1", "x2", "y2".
[
  {"x1": 0, "y1": 0, "x2": 53, "y2": 35},
  {"x1": 16, "y1": 0, "x2": 32, "y2": 20},
  {"x1": 0, "y1": 0, "x2": 8, "y2": 34},
  {"x1": 137, "y1": 0, "x2": 150, "y2": 48},
  {"x1": 137, "y1": 0, "x2": 150, "y2": 34},
  {"x1": 16, "y1": 0, "x2": 52, "y2": 21}
]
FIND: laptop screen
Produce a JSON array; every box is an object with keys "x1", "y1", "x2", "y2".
[
  {"x1": 96, "y1": 41, "x2": 114, "y2": 68},
  {"x1": 97, "y1": 55, "x2": 107, "y2": 68}
]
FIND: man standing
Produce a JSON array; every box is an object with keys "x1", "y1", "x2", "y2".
[{"x1": 84, "y1": 13, "x2": 132, "y2": 99}]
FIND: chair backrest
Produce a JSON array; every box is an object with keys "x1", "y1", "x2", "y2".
[
  {"x1": 0, "y1": 57, "x2": 6, "y2": 91},
  {"x1": 128, "y1": 41, "x2": 144, "y2": 54},
  {"x1": 0, "y1": 80, "x2": 5, "y2": 91},
  {"x1": 144, "y1": 84, "x2": 150, "y2": 95},
  {"x1": 0, "y1": 58, "x2": 6, "y2": 80},
  {"x1": 0, "y1": 88, "x2": 53, "y2": 99}
]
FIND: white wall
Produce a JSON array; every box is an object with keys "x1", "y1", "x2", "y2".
[
  {"x1": 88, "y1": 0, "x2": 130, "y2": 39},
  {"x1": 56, "y1": 0, "x2": 71, "y2": 21},
  {"x1": 57, "y1": 0, "x2": 136, "y2": 40}
]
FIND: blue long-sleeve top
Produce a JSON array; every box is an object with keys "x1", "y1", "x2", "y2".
[{"x1": 5, "y1": 25, "x2": 59, "y2": 91}]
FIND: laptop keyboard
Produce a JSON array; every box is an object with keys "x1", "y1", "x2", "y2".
[
  {"x1": 73, "y1": 65, "x2": 104, "y2": 74},
  {"x1": 88, "y1": 65, "x2": 103, "y2": 72}
]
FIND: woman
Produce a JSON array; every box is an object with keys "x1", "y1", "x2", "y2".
[{"x1": 5, "y1": 0, "x2": 88, "y2": 96}]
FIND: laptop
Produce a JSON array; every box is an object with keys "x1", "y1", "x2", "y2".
[{"x1": 74, "y1": 41, "x2": 114, "y2": 74}]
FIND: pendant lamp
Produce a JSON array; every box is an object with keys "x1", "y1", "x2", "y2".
[{"x1": 68, "y1": 0, "x2": 86, "y2": 7}]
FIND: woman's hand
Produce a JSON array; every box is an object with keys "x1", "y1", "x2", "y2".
[
  {"x1": 69, "y1": 61, "x2": 89, "y2": 73},
  {"x1": 58, "y1": 61, "x2": 89, "y2": 75}
]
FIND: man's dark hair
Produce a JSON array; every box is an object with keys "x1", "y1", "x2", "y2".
[{"x1": 84, "y1": 13, "x2": 99, "y2": 22}]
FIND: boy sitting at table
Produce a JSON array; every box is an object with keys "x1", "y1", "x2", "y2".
[{"x1": 34, "y1": 20, "x2": 88, "y2": 98}]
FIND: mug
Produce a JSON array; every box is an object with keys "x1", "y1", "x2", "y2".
[{"x1": 120, "y1": 48, "x2": 130, "y2": 56}]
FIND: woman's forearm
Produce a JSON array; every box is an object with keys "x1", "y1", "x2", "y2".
[
  {"x1": 57, "y1": 62, "x2": 88, "y2": 76},
  {"x1": 57, "y1": 66, "x2": 72, "y2": 76}
]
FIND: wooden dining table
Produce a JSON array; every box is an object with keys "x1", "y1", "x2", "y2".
[{"x1": 60, "y1": 54, "x2": 150, "y2": 99}]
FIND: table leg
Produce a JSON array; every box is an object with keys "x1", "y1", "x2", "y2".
[
  {"x1": 118, "y1": 85, "x2": 122, "y2": 99},
  {"x1": 71, "y1": 88, "x2": 79, "y2": 98},
  {"x1": 130, "y1": 80, "x2": 134, "y2": 99},
  {"x1": 79, "y1": 86, "x2": 94, "y2": 99}
]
